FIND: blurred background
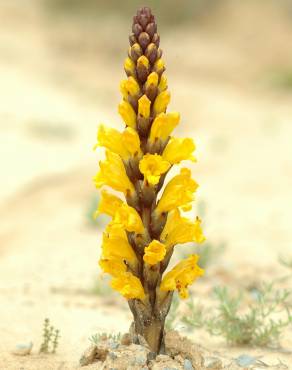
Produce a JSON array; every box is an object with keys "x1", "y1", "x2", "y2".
[{"x1": 1, "y1": 0, "x2": 292, "y2": 368}]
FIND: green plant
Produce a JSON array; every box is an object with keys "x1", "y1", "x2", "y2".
[
  {"x1": 89, "y1": 332, "x2": 122, "y2": 345},
  {"x1": 279, "y1": 255, "x2": 292, "y2": 271},
  {"x1": 203, "y1": 284, "x2": 291, "y2": 347},
  {"x1": 39, "y1": 318, "x2": 60, "y2": 354},
  {"x1": 181, "y1": 299, "x2": 204, "y2": 330}
]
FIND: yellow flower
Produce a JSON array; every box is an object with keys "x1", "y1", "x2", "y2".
[
  {"x1": 95, "y1": 125, "x2": 129, "y2": 159},
  {"x1": 143, "y1": 240, "x2": 166, "y2": 265},
  {"x1": 99, "y1": 257, "x2": 127, "y2": 277},
  {"x1": 162, "y1": 138, "x2": 196, "y2": 164},
  {"x1": 160, "y1": 255, "x2": 204, "y2": 299},
  {"x1": 138, "y1": 95, "x2": 151, "y2": 119},
  {"x1": 124, "y1": 57, "x2": 135, "y2": 76},
  {"x1": 102, "y1": 222, "x2": 137, "y2": 263},
  {"x1": 95, "y1": 190, "x2": 123, "y2": 218},
  {"x1": 94, "y1": 151, "x2": 135, "y2": 196},
  {"x1": 111, "y1": 272, "x2": 145, "y2": 300},
  {"x1": 114, "y1": 203, "x2": 144, "y2": 234},
  {"x1": 120, "y1": 77, "x2": 140, "y2": 98},
  {"x1": 154, "y1": 59, "x2": 165, "y2": 75},
  {"x1": 161, "y1": 209, "x2": 205, "y2": 247},
  {"x1": 158, "y1": 74, "x2": 168, "y2": 92},
  {"x1": 153, "y1": 91, "x2": 171, "y2": 115},
  {"x1": 145, "y1": 72, "x2": 159, "y2": 89},
  {"x1": 118, "y1": 100, "x2": 137, "y2": 128},
  {"x1": 149, "y1": 112, "x2": 180, "y2": 143},
  {"x1": 156, "y1": 168, "x2": 198, "y2": 213},
  {"x1": 139, "y1": 154, "x2": 171, "y2": 185},
  {"x1": 122, "y1": 127, "x2": 141, "y2": 157}
]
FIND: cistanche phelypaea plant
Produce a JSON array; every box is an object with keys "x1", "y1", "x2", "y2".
[{"x1": 93, "y1": 7, "x2": 205, "y2": 355}]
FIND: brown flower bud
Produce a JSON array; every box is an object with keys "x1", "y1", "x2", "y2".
[
  {"x1": 132, "y1": 23, "x2": 143, "y2": 37},
  {"x1": 145, "y1": 84, "x2": 157, "y2": 102},
  {"x1": 130, "y1": 43, "x2": 143, "y2": 62},
  {"x1": 136, "y1": 56, "x2": 150, "y2": 83},
  {"x1": 129, "y1": 34, "x2": 137, "y2": 46},
  {"x1": 145, "y1": 43, "x2": 158, "y2": 64},
  {"x1": 138, "y1": 32, "x2": 150, "y2": 50},
  {"x1": 139, "y1": 15, "x2": 149, "y2": 29},
  {"x1": 146, "y1": 22, "x2": 157, "y2": 38},
  {"x1": 152, "y1": 33, "x2": 160, "y2": 47}
]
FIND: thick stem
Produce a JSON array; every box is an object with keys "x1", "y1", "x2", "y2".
[{"x1": 128, "y1": 291, "x2": 173, "y2": 354}]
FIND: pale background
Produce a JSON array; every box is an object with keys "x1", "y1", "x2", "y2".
[{"x1": 0, "y1": 1, "x2": 292, "y2": 369}]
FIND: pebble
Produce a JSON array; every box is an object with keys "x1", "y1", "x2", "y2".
[
  {"x1": 109, "y1": 340, "x2": 119, "y2": 350},
  {"x1": 109, "y1": 351, "x2": 118, "y2": 360},
  {"x1": 183, "y1": 358, "x2": 193, "y2": 370},
  {"x1": 205, "y1": 356, "x2": 223, "y2": 369},
  {"x1": 135, "y1": 353, "x2": 147, "y2": 365},
  {"x1": 12, "y1": 342, "x2": 33, "y2": 356}
]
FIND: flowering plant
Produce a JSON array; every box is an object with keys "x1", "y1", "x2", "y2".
[{"x1": 94, "y1": 7, "x2": 205, "y2": 355}]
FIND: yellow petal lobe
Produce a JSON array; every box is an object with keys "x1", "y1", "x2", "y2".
[
  {"x1": 111, "y1": 272, "x2": 145, "y2": 300},
  {"x1": 158, "y1": 74, "x2": 168, "y2": 92},
  {"x1": 124, "y1": 57, "x2": 135, "y2": 76},
  {"x1": 96, "y1": 125, "x2": 129, "y2": 159},
  {"x1": 138, "y1": 95, "x2": 151, "y2": 119},
  {"x1": 96, "y1": 190, "x2": 123, "y2": 218},
  {"x1": 149, "y1": 112, "x2": 180, "y2": 142},
  {"x1": 162, "y1": 138, "x2": 196, "y2": 164},
  {"x1": 94, "y1": 151, "x2": 135, "y2": 196},
  {"x1": 114, "y1": 203, "x2": 144, "y2": 234},
  {"x1": 146, "y1": 72, "x2": 159, "y2": 89},
  {"x1": 153, "y1": 91, "x2": 170, "y2": 115},
  {"x1": 156, "y1": 168, "x2": 198, "y2": 213},
  {"x1": 161, "y1": 209, "x2": 205, "y2": 247},
  {"x1": 122, "y1": 127, "x2": 141, "y2": 156},
  {"x1": 118, "y1": 100, "x2": 137, "y2": 128},
  {"x1": 160, "y1": 255, "x2": 204, "y2": 299}
]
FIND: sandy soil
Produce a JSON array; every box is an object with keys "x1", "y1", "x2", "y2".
[{"x1": 0, "y1": 1, "x2": 292, "y2": 369}]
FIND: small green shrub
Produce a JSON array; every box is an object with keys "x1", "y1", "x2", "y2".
[
  {"x1": 182, "y1": 284, "x2": 291, "y2": 347},
  {"x1": 39, "y1": 318, "x2": 60, "y2": 354}
]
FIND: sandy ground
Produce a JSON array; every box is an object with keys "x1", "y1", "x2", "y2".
[{"x1": 0, "y1": 1, "x2": 292, "y2": 369}]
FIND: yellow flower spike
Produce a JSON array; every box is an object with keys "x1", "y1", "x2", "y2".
[
  {"x1": 160, "y1": 255, "x2": 204, "y2": 299},
  {"x1": 114, "y1": 203, "x2": 144, "y2": 234},
  {"x1": 145, "y1": 72, "x2": 159, "y2": 89},
  {"x1": 139, "y1": 153, "x2": 171, "y2": 185},
  {"x1": 137, "y1": 55, "x2": 150, "y2": 70},
  {"x1": 96, "y1": 190, "x2": 123, "y2": 218},
  {"x1": 154, "y1": 59, "x2": 165, "y2": 75},
  {"x1": 120, "y1": 77, "x2": 140, "y2": 98},
  {"x1": 122, "y1": 127, "x2": 141, "y2": 156},
  {"x1": 143, "y1": 240, "x2": 166, "y2": 265},
  {"x1": 118, "y1": 100, "x2": 137, "y2": 128},
  {"x1": 102, "y1": 222, "x2": 137, "y2": 263},
  {"x1": 149, "y1": 112, "x2": 180, "y2": 143},
  {"x1": 138, "y1": 95, "x2": 151, "y2": 118},
  {"x1": 124, "y1": 57, "x2": 135, "y2": 76},
  {"x1": 162, "y1": 137, "x2": 196, "y2": 164},
  {"x1": 153, "y1": 90, "x2": 171, "y2": 115},
  {"x1": 111, "y1": 272, "x2": 145, "y2": 300},
  {"x1": 158, "y1": 74, "x2": 168, "y2": 92},
  {"x1": 96, "y1": 125, "x2": 130, "y2": 159},
  {"x1": 156, "y1": 168, "x2": 198, "y2": 213},
  {"x1": 161, "y1": 209, "x2": 205, "y2": 247},
  {"x1": 99, "y1": 257, "x2": 127, "y2": 277},
  {"x1": 94, "y1": 151, "x2": 135, "y2": 196}
]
